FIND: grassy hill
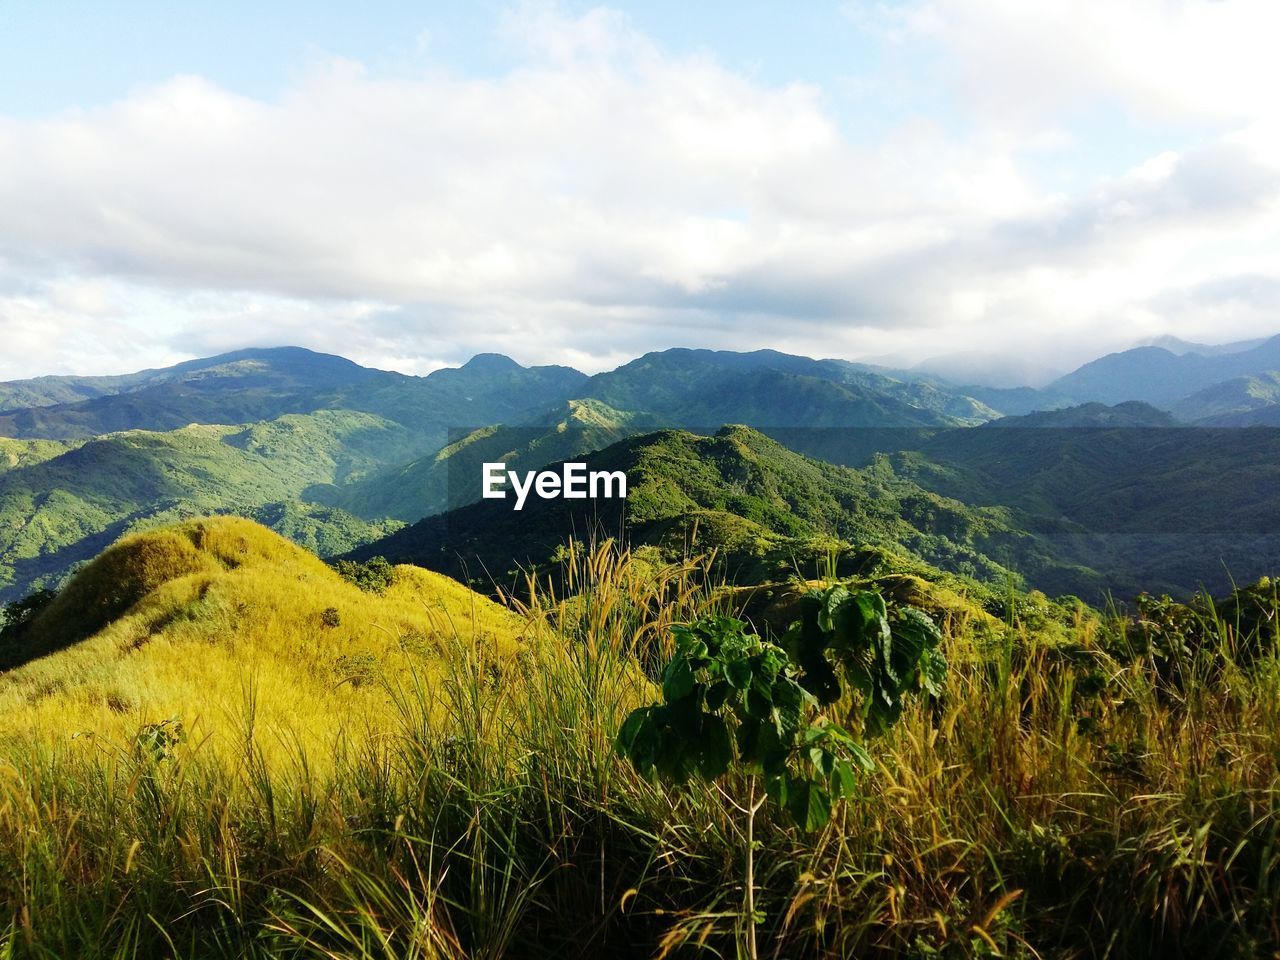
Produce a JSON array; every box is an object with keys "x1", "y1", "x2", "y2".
[
  {"x1": 0, "y1": 516, "x2": 1275, "y2": 956},
  {"x1": 0, "y1": 411, "x2": 414, "y2": 601},
  {"x1": 0, "y1": 516, "x2": 524, "y2": 761},
  {"x1": 350, "y1": 424, "x2": 1094, "y2": 595}
]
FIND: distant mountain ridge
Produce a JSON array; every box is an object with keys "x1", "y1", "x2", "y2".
[
  {"x1": 1047, "y1": 335, "x2": 1280, "y2": 408},
  {"x1": 0, "y1": 346, "x2": 376, "y2": 414},
  {"x1": 775, "y1": 403, "x2": 1280, "y2": 595},
  {"x1": 0, "y1": 347, "x2": 588, "y2": 441},
  {"x1": 1171, "y1": 372, "x2": 1280, "y2": 424},
  {"x1": 7, "y1": 339, "x2": 1280, "y2": 603}
]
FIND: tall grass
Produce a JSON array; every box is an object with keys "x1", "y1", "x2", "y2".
[{"x1": 0, "y1": 536, "x2": 1277, "y2": 957}]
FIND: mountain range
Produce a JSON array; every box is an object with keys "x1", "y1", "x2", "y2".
[{"x1": 4, "y1": 335, "x2": 1280, "y2": 602}]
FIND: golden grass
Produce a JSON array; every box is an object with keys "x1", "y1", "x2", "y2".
[
  {"x1": 0, "y1": 516, "x2": 526, "y2": 771},
  {"x1": 0, "y1": 531, "x2": 1275, "y2": 957}
]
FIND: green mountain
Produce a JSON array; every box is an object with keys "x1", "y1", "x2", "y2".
[
  {"x1": 981, "y1": 400, "x2": 1177, "y2": 428},
  {"x1": 0, "y1": 438, "x2": 75, "y2": 475},
  {"x1": 331, "y1": 398, "x2": 660, "y2": 521},
  {"x1": 325, "y1": 348, "x2": 1006, "y2": 524},
  {"x1": 0, "y1": 349, "x2": 352, "y2": 412},
  {"x1": 0, "y1": 348, "x2": 588, "y2": 442},
  {"x1": 1046, "y1": 335, "x2": 1280, "y2": 408},
  {"x1": 577, "y1": 348, "x2": 996, "y2": 427},
  {"x1": 1171, "y1": 371, "x2": 1280, "y2": 423},
  {"x1": 348, "y1": 424, "x2": 1093, "y2": 595},
  {"x1": 774, "y1": 405, "x2": 1280, "y2": 595},
  {"x1": 0, "y1": 410, "x2": 409, "y2": 601}
]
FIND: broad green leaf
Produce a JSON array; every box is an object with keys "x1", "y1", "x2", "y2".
[
  {"x1": 662, "y1": 655, "x2": 695, "y2": 702},
  {"x1": 848, "y1": 741, "x2": 875, "y2": 773},
  {"x1": 615, "y1": 709, "x2": 647, "y2": 755},
  {"x1": 697, "y1": 715, "x2": 732, "y2": 780},
  {"x1": 831, "y1": 759, "x2": 858, "y2": 798},
  {"x1": 725, "y1": 657, "x2": 752, "y2": 690}
]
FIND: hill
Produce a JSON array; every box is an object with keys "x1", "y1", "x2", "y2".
[
  {"x1": 349, "y1": 424, "x2": 1094, "y2": 595},
  {"x1": 332, "y1": 398, "x2": 662, "y2": 521},
  {"x1": 772, "y1": 408, "x2": 1280, "y2": 595},
  {"x1": 0, "y1": 348, "x2": 374, "y2": 412},
  {"x1": 0, "y1": 437, "x2": 74, "y2": 474},
  {"x1": 0, "y1": 347, "x2": 588, "y2": 442},
  {"x1": 980, "y1": 400, "x2": 1177, "y2": 428},
  {"x1": 577, "y1": 348, "x2": 996, "y2": 427},
  {"x1": 1047, "y1": 335, "x2": 1280, "y2": 407},
  {"x1": 0, "y1": 516, "x2": 524, "y2": 757},
  {"x1": 1171, "y1": 371, "x2": 1280, "y2": 423},
  {"x1": 0, "y1": 411, "x2": 413, "y2": 601}
]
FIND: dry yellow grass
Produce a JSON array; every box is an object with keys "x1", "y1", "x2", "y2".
[{"x1": 0, "y1": 516, "x2": 527, "y2": 770}]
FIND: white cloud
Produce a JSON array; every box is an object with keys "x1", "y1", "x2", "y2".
[
  {"x1": 0, "y1": 2, "x2": 1277, "y2": 380},
  {"x1": 884, "y1": 0, "x2": 1280, "y2": 130}
]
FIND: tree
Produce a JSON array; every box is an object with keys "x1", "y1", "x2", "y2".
[{"x1": 616, "y1": 583, "x2": 945, "y2": 959}]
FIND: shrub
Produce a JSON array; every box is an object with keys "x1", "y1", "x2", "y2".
[{"x1": 331, "y1": 557, "x2": 398, "y2": 594}]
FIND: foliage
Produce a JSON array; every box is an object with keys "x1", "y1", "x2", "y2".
[
  {"x1": 0, "y1": 411, "x2": 411, "y2": 602},
  {"x1": 355, "y1": 424, "x2": 1088, "y2": 596},
  {"x1": 618, "y1": 585, "x2": 946, "y2": 834},
  {"x1": 782, "y1": 583, "x2": 946, "y2": 736},
  {"x1": 0, "y1": 587, "x2": 55, "y2": 642},
  {"x1": 0, "y1": 532, "x2": 1275, "y2": 957},
  {"x1": 617, "y1": 614, "x2": 873, "y2": 831},
  {"x1": 331, "y1": 556, "x2": 398, "y2": 594}
]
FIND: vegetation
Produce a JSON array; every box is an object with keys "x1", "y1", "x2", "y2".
[
  {"x1": 0, "y1": 522, "x2": 1274, "y2": 957},
  {"x1": 331, "y1": 399, "x2": 661, "y2": 522},
  {"x1": 352, "y1": 424, "x2": 1096, "y2": 596},
  {"x1": 617, "y1": 591, "x2": 945, "y2": 958},
  {"x1": 4, "y1": 345, "x2": 1280, "y2": 955},
  {"x1": 578, "y1": 347, "x2": 990, "y2": 428},
  {"x1": 0, "y1": 412, "x2": 411, "y2": 601}
]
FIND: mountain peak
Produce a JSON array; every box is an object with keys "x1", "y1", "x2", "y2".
[{"x1": 460, "y1": 353, "x2": 523, "y2": 373}]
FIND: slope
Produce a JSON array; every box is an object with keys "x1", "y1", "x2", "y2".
[
  {"x1": 874, "y1": 409, "x2": 1280, "y2": 595},
  {"x1": 0, "y1": 517, "x2": 525, "y2": 762},
  {"x1": 0, "y1": 411, "x2": 411, "y2": 602},
  {"x1": 1047, "y1": 335, "x2": 1280, "y2": 407},
  {"x1": 0, "y1": 348, "x2": 370, "y2": 412},
  {"x1": 350, "y1": 425, "x2": 1093, "y2": 595},
  {"x1": 332, "y1": 398, "x2": 662, "y2": 521},
  {"x1": 1171, "y1": 371, "x2": 1280, "y2": 423},
  {"x1": 577, "y1": 348, "x2": 994, "y2": 428}
]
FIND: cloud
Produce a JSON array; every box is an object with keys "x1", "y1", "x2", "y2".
[
  {"x1": 0, "y1": 2, "x2": 1277, "y2": 379},
  {"x1": 881, "y1": 0, "x2": 1280, "y2": 130}
]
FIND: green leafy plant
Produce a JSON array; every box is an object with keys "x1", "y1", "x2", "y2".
[
  {"x1": 133, "y1": 716, "x2": 185, "y2": 764},
  {"x1": 331, "y1": 556, "x2": 398, "y2": 594},
  {"x1": 616, "y1": 584, "x2": 945, "y2": 958},
  {"x1": 0, "y1": 587, "x2": 56, "y2": 642}
]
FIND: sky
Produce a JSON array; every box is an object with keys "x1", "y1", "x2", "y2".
[{"x1": 1, "y1": 0, "x2": 1278, "y2": 381}]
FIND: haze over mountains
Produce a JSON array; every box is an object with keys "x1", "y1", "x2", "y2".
[{"x1": 4, "y1": 333, "x2": 1280, "y2": 602}]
